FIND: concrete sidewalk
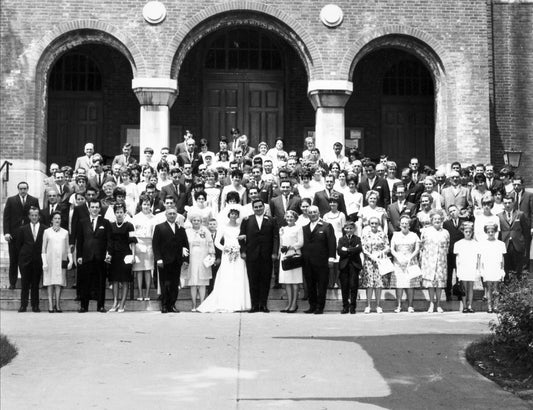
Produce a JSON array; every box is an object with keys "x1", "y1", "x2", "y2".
[{"x1": 0, "y1": 311, "x2": 529, "y2": 410}]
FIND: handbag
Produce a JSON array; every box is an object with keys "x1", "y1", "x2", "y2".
[
  {"x1": 377, "y1": 257, "x2": 394, "y2": 276},
  {"x1": 61, "y1": 260, "x2": 69, "y2": 269},
  {"x1": 452, "y1": 281, "x2": 466, "y2": 297},
  {"x1": 406, "y1": 264, "x2": 422, "y2": 280},
  {"x1": 203, "y1": 254, "x2": 215, "y2": 268},
  {"x1": 281, "y1": 253, "x2": 303, "y2": 270}
]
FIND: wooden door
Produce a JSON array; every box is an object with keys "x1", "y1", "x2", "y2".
[
  {"x1": 244, "y1": 82, "x2": 283, "y2": 148},
  {"x1": 381, "y1": 98, "x2": 434, "y2": 167},
  {"x1": 48, "y1": 96, "x2": 103, "y2": 167}
]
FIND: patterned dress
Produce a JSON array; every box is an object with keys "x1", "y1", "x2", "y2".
[
  {"x1": 390, "y1": 231, "x2": 420, "y2": 288},
  {"x1": 361, "y1": 229, "x2": 390, "y2": 288},
  {"x1": 420, "y1": 226, "x2": 450, "y2": 287}
]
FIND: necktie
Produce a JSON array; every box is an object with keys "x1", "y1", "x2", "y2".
[
  {"x1": 21, "y1": 196, "x2": 25, "y2": 207},
  {"x1": 507, "y1": 212, "x2": 512, "y2": 223},
  {"x1": 32, "y1": 224, "x2": 37, "y2": 240},
  {"x1": 91, "y1": 218, "x2": 96, "y2": 231},
  {"x1": 98, "y1": 174, "x2": 101, "y2": 186},
  {"x1": 283, "y1": 195, "x2": 288, "y2": 212}
]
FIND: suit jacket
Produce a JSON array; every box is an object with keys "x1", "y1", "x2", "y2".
[
  {"x1": 240, "y1": 146, "x2": 256, "y2": 159},
  {"x1": 392, "y1": 181, "x2": 424, "y2": 205},
  {"x1": 246, "y1": 179, "x2": 273, "y2": 204},
  {"x1": 387, "y1": 201, "x2": 418, "y2": 233},
  {"x1": 174, "y1": 141, "x2": 187, "y2": 156},
  {"x1": 88, "y1": 173, "x2": 114, "y2": 193},
  {"x1": 302, "y1": 220, "x2": 336, "y2": 266},
  {"x1": 43, "y1": 184, "x2": 71, "y2": 208},
  {"x1": 74, "y1": 155, "x2": 93, "y2": 171},
  {"x1": 239, "y1": 214, "x2": 279, "y2": 261},
  {"x1": 486, "y1": 178, "x2": 503, "y2": 194},
  {"x1": 443, "y1": 218, "x2": 467, "y2": 253},
  {"x1": 442, "y1": 185, "x2": 470, "y2": 212},
  {"x1": 337, "y1": 234, "x2": 363, "y2": 271},
  {"x1": 498, "y1": 210, "x2": 531, "y2": 253},
  {"x1": 40, "y1": 202, "x2": 69, "y2": 230},
  {"x1": 135, "y1": 197, "x2": 164, "y2": 215},
  {"x1": 152, "y1": 221, "x2": 189, "y2": 265},
  {"x1": 269, "y1": 194, "x2": 302, "y2": 227},
  {"x1": 3, "y1": 194, "x2": 40, "y2": 236},
  {"x1": 112, "y1": 154, "x2": 137, "y2": 167},
  {"x1": 313, "y1": 189, "x2": 347, "y2": 217},
  {"x1": 16, "y1": 223, "x2": 46, "y2": 268},
  {"x1": 159, "y1": 183, "x2": 191, "y2": 214},
  {"x1": 514, "y1": 190, "x2": 533, "y2": 228},
  {"x1": 177, "y1": 152, "x2": 203, "y2": 174},
  {"x1": 76, "y1": 216, "x2": 111, "y2": 262},
  {"x1": 358, "y1": 177, "x2": 390, "y2": 208}
]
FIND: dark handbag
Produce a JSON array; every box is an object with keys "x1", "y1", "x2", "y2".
[
  {"x1": 281, "y1": 253, "x2": 303, "y2": 270},
  {"x1": 452, "y1": 281, "x2": 465, "y2": 298},
  {"x1": 61, "y1": 260, "x2": 69, "y2": 269}
]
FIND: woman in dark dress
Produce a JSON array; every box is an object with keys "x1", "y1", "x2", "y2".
[{"x1": 107, "y1": 203, "x2": 137, "y2": 312}]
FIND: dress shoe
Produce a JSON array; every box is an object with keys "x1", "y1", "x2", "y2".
[
  {"x1": 287, "y1": 306, "x2": 298, "y2": 313},
  {"x1": 161, "y1": 308, "x2": 168, "y2": 314},
  {"x1": 171, "y1": 307, "x2": 180, "y2": 313},
  {"x1": 78, "y1": 308, "x2": 87, "y2": 313},
  {"x1": 56, "y1": 308, "x2": 63, "y2": 313},
  {"x1": 248, "y1": 306, "x2": 259, "y2": 313},
  {"x1": 314, "y1": 309, "x2": 324, "y2": 315},
  {"x1": 280, "y1": 308, "x2": 288, "y2": 313},
  {"x1": 32, "y1": 307, "x2": 41, "y2": 313},
  {"x1": 18, "y1": 306, "x2": 27, "y2": 312},
  {"x1": 340, "y1": 307, "x2": 349, "y2": 314},
  {"x1": 98, "y1": 307, "x2": 107, "y2": 313},
  {"x1": 260, "y1": 306, "x2": 270, "y2": 313},
  {"x1": 304, "y1": 307, "x2": 316, "y2": 314},
  {"x1": 350, "y1": 306, "x2": 356, "y2": 314}
]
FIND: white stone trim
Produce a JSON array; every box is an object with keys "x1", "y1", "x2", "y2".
[
  {"x1": 131, "y1": 78, "x2": 177, "y2": 90},
  {"x1": 307, "y1": 80, "x2": 353, "y2": 93}
]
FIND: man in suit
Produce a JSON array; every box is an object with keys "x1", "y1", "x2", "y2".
[
  {"x1": 159, "y1": 168, "x2": 191, "y2": 215},
  {"x1": 357, "y1": 161, "x2": 390, "y2": 207},
  {"x1": 434, "y1": 170, "x2": 450, "y2": 195},
  {"x1": 302, "y1": 205, "x2": 336, "y2": 314},
  {"x1": 239, "y1": 199, "x2": 279, "y2": 313},
  {"x1": 177, "y1": 138, "x2": 203, "y2": 174},
  {"x1": 512, "y1": 176, "x2": 533, "y2": 265},
  {"x1": 408, "y1": 157, "x2": 426, "y2": 184},
  {"x1": 337, "y1": 221, "x2": 363, "y2": 314},
  {"x1": 442, "y1": 170, "x2": 471, "y2": 213},
  {"x1": 3, "y1": 181, "x2": 40, "y2": 289},
  {"x1": 485, "y1": 164, "x2": 503, "y2": 194},
  {"x1": 40, "y1": 189, "x2": 68, "y2": 229},
  {"x1": 15, "y1": 207, "x2": 45, "y2": 312},
  {"x1": 152, "y1": 206, "x2": 190, "y2": 313},
  {"x1": 499, "y1": 195, "x2": 531, "y2": 281},
  {"x1": 393, "y1": 168, "x2": 424, "y2": 205},
  {"x1": 237, "y1": 135, "x2": 256, "y2": 159},
  {"x1": 76, "y1": 200, "x2": 111, "y2": 312},
  {"x1": 246, "y1": 166, "x2": 273, "y2": 204},
  {"x1": 43, "y1": 169, "x2": 71, "y2": 209},
  {"x1": 69, "y1": 187, "x2": 99, "y2": 248},
  {"x1": 387, "y1": 183, "x2": 418, "y2": 236},
  {"x1": 314, "y1": 174, "x2": 347, "y2": 216},
  {"x1": 43, "y1": 163, "x2": 60, "y2": 189},
  {"x1": 135, "y1": 183, "x2": 163, "y2": 214},
  {"x1": 112, "y1": 142, "x2": 137, "y2": 167},
  {"x1": 443, "y1": 204, "x2": 467, "y2": 300},
  {"x1": 74, "y1": 142, "x2": 95, "y2": 171},
  {"x1": 269, "y1": 179, "x2": 302, "y2": 227},
  {"x1": 173, "y1": 130, "x2": 193, "y2": 156},
  {"x1": 88, "y1": 158, "x2": 113, "y2": 196}
]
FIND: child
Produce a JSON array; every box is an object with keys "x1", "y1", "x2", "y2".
[
  {"x1": 323, "y1": 197, "x2": 346, "y2": 288},
  {"x1": 453, "y1": 222, "x2": 479, "y2": 313},
  {"x1": 337, "y1": 221, "x2": 363, "y2": 314},
  {"x1": 478, "y1": 223, "x2": 506, "y2": 313}
]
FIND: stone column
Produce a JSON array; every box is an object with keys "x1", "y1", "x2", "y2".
[
  {"x1": 308, "y1": 80, "x2": 353, "y2": 164},
  {"x1": 132, "y1": 78, "x2": 178, "y2": 157}
]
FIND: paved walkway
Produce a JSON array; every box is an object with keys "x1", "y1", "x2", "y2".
[{"x1": 0, "y1": 311, "x2": 529, "y2": 410}]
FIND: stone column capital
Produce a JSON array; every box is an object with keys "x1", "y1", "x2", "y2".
[
  {"x1": 307, "y1": 80, "x2": 353, "y2": 110},
  {"x1": 132, "y1": 77, "x2": 178, "y2": 107}
]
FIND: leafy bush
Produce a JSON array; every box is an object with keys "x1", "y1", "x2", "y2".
[
  {"x1": 489, "y1": 277, "x2": 533, "y2": 367},
  {"x1": 0, "y1": 334, "x2": 18, "y2": 367}
]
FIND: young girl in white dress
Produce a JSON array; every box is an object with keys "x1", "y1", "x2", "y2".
[
  {"x1": 478, "y1": 223, "x2": 506, "y2": 313},
  {"x1": 453, "y1": 222, "x2": 479, "y2": 313}
]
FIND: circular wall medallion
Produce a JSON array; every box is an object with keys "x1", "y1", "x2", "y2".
[
  {"x1": 320, "y1": 4, "x2": 344, "y2": 28},
  {"x1": 143, "y1": 1, "x2": 167, "y2": 24}
]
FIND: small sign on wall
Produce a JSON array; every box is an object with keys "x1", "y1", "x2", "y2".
[{"x1": 346, "y1": 127, "x2": 364, "y2": 151}]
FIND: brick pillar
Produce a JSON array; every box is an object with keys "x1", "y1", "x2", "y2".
[
  {"x1": 132, "y1": 78, "x2": 178, "y2": 156},
  {"x1": 308, "y1": 80, "x2": 353, "y2": 164}
]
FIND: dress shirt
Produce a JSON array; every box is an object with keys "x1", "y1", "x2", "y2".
[
  {"x1": 167, "y1": 221, "x2": 176, "y2": 234},
  {"x1": 255, "y1": 214, "x2": 264, "y2": 230}
]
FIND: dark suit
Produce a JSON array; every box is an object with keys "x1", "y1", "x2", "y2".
[
  {"x1": 313, "y1": 190, "x2": 347, "y2": 217},
  {"x1": 486, "y1": 178, "x2": 503, "y2": 194},
  {"x1": 152, "y1": 221, "x2": 189, "y2": 311},
  {"x1": 358, "y1": 177, "x2": 391, "y2": 208},
  {"x1": 246, "y1": 180, "x2": 273, "y2": 204},
  {"x1": 76, "y1": 216, "x2": 111, "y2": 310},
  {"x1": 16, "y1": 223, "x2": 45, "y2": 309},
  {"x1": 337, "y1": 234, "x2": 363, "y2": 310},
  {"x1": 269, "y1": 194, "x2": 302, "y2": 227},
  {"x1": 302, "y1": 220, "x2": 336, "y2": 311},
  {"x1": 515, "y1": 189, "x2": 533, "y2": 263},
  {"x1": 43, "y1": 184, "x2": 71, "y2": 209},
  {"x1": 135, "y1": 197, "x2": 164, "y2": 215},
  {"x1": 159, "y1": 183, "x2": 191, "y2": 215},
  {"x1": 239, "y1": 214, "x2": 279, "y2": 309},
  {"x1": 177, "y1": 152, "x2": 203, "y2": 174},
  {"x1": 88, "y1": 173, "x2": 114, "y2": 194},
  {"x1": 386, "y1": 201, "x2": 418, "y2": 234},
  {"x1": 3, "y1": 194, "x2": 40, "y2": 287},
  {"x1": 392, "y1": 181, "x2": 424, "y2": 206},
  {"x1": 443, "y1": 218, "x2": 466, "y2": 299},
  {"x1": 40, "y1": 202, "x2": 69, "y2": 230},
  {"x1": 498, "y1": 210, "x2": 531, "y2": 280}
]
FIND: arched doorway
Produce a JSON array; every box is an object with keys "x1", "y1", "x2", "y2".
[
  {"x1": 171, "y1": 26, "x2": 313, "y2": 152},
  {"x1": 346, "y1": 48, "x2": 435, "y2": 168},
  {"x1": 47, "y1": 44, "x2": 137, "y2": 166}
]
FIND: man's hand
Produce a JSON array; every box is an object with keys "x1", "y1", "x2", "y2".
[
  {"x1": 237, "y1": 234, "x2": 247, "y2": 241},
  {"x1": 4, "y1": 234, "x2": 12, "y2": 242},
  {"x1": 182, "y1": 248, "x2": 189, "y2": 257},
  {"x1": 77, "y1": 257, "x2": 83, "y2": 265},
  {"x1": 157, "y1": 259, "x2": 164, "y2": 268},
  {"x1": 272, "y1": 253, "x2": 278, "y2": 261}
]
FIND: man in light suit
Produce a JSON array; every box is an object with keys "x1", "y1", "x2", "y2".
[
  {"x1": 74, "y1": 142, "x2": 95, "y2": 171},
  {"x1": 15, "y1": 207, "x2": 45, "y2": 312},
  {"x1": 43, "y1": 169, "x2": 71, "y2": 209},
  {"x1": 152, "y1": 207, "x2": 190, "y2": 313},
  {"x1": 485, "y1": 164, "x2": 503, "y2": 194},
  {"x1": 269, "y1": 179, "x2": 302, "y2": 227},
  {"x1": 387, "y1": 183, "x2": 418, "y2": 236},
  {"x1": 239, "y1": 199, "x2": 279, "y2": 312},
  {"x1": 173, "y1": 130, "x2": 193, "y2": 156},
  {"x1": 3, "y1": 181, "x2": 40, "y2": 289},
  {"x1": 302, "y1": 205, "x2": 336, "y2": 314},
  {"x1": 314, "y1": 174, "x2": 347, "y2": 216},
  {"x1": 498, "y1": 195, "x2": 531, "y2": 281},
  {"x1": 442, "y1": 170, "x2": 471, "y2": 213},
  {"x1": 357, "y1": 161, "x2": 390, "y2": 208},
  {"x1": 112, "y1": 143, "x2": 137, "y2": 167}
]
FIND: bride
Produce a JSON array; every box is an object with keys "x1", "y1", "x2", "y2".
[{"x1": 197, "y1": 204, "x2": 251, "y2": 312}]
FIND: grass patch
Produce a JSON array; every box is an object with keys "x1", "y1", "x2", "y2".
[
  {"x1": 0, "y1": 334, "x2": 18, "y2": 367},
  {"x1": 466, "y1": 335, "x2": 533, "y2": 405}
]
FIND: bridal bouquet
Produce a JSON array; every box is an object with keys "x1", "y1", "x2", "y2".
[{"x1": 224, "y1": 245, "x2": 241, "y2": 262}]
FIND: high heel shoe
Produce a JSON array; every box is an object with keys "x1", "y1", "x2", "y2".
[
  {"x1": 55, "y1": 307, "x2": 63, "y2": 313},
  {"x1": 287, "y1": 305, "x2": 298, "y2": 313},
  {"x1": 48, "y1": 308, "x2": 54, "y2": 313}
]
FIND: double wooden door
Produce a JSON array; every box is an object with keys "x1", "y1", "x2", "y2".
[{"x1": 203, "y1": 73, "x2": 284, "y2": 149}]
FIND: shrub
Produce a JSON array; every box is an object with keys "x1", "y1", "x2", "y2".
[
  {"x1": 0, "y1": 334, "x2": 18, "y2": 367},
  {"x1": 489, "y1": 277, "x2": 533, "y2": 368}
]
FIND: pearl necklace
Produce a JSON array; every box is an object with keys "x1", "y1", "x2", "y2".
[{"x1": 116, "y1": 220, "x2": 125, "y2": 228}]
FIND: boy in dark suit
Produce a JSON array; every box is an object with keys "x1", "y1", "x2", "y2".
[{"x1": 337, "y1": 221, "x2": 363, "y2": 314}]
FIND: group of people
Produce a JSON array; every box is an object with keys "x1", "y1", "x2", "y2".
[{"x1": 3, "y1": 131, "x2": 532, "y2": 314}]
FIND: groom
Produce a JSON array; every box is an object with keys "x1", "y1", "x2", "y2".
[{"x1": 239, "y1": 199, "x2": 279, "y2": 312}]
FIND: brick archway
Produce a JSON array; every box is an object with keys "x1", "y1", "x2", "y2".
[{"x1": 165, "y1": 3, "x2": 320, "y2": 81}]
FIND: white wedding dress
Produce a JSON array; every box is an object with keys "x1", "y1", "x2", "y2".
[{"x1": 197, "y1": 224, "x2": 251, "y2": 312}]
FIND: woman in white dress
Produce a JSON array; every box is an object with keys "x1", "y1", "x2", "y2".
[
  {"x1": 478, "y1": 223, "x2": 506, "y2": 313},
  {"x1": 197, "y1": 205, "x2": 251, "y2": 312},
  {"x1": 278, "y1": 210, "x2": 304, "y2": 313},
  {"x1": 185, "y1": 213, "x2": 215, "y2": 311},
  {"x1": 41, "y1": 212, "x2": 73, "y2": 312},
  {"x1": 132, "y1": 195, "x2": 155, "y2": 301}
]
